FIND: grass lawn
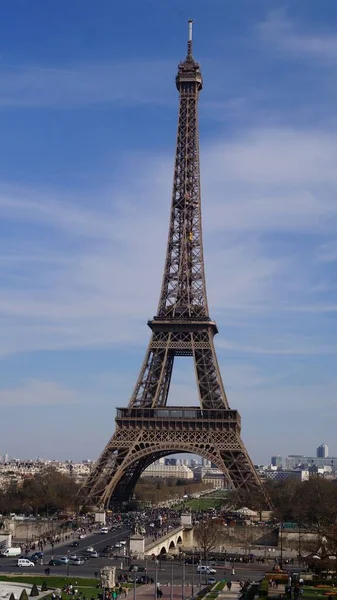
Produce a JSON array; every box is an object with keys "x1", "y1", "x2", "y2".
[
  {"x1": 303, "y1": 587, "x2": 337, "y2": 600},
  {"x1": 176, "y1": 498, "x2": 224, "y2": 511},
  {"x1": 214, "y1": 582, "x2": 226, "y2": 591},
  {"x1": 0, "y1": 576, "x2": 98, "y2": 588}
]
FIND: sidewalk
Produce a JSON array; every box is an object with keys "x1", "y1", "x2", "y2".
[{"x1": 218, "y1": 582, "x2": 242, "y2": 600}]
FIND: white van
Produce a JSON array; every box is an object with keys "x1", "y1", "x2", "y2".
[
  {"x1": 100, "y1": 526, "x2": 109, "y2": 534},
  {"x1": 197, "y1": 565, "x2": 216, "y2": 574},
  {"x1": 17, "y1": 558, "x2": 35, "y2": 568},
  {"x1": 2, "y1": 547, "x2": 22, "y2": 557}
]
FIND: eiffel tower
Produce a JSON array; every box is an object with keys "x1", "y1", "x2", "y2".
[{"x1": 82, "y1": 21, "x2": 263, "y2": 508}]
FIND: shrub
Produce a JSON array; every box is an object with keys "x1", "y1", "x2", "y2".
[
  {"x1": 20, "y1": 590, "x2": 29, "y2": 600},
  {"x1": 30, "y1": 584, "x2": 39, "y2": 597},
  {"x1": 41, "y1": 582, "x2": 48, "y2": 592}
]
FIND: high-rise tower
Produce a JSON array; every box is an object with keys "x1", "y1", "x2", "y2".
[{"x1": 81, "y1": 22, "x2": 264, "y2": 508}]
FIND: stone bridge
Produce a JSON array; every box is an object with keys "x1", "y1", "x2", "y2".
[
  {"x1": 129, "y1": 514, "x2": 194, "y2": 559},
  {"x1": 145, "y1": 526, "x2": 185, "y2": 557}
]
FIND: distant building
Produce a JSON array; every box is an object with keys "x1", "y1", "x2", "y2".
[
  {"x1": 164, "y1": 458, "x2": 177, "y2": 466},
  {"x1": 271, "y1": 455, "x2": 283, "y2": 467},
  {"x1": 203, "y1": 471, "x2": 225, "y2": 489},
  {"x1": 262, "y1": 469, "x2": 309, "y2": 482},
  {"x1": 142, "y1": 463, "x2": 194, "y2": 479},
  {"x1": 317, "y1": 444, "x2": 329, "y2": 458},
  {"x1": 285, "y1": 454, "x2": 336, "y2": 471}
]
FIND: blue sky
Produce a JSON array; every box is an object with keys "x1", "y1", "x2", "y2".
[{"x1": 1, "y1": 0, "x2": 337, "y2": 463}]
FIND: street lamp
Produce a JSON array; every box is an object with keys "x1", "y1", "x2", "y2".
[
  {"x1": 66, "y1": 550, "x2": 70, "y2": 578},
  {"x1": 133, "y1": 566, "x2": 138, "y2": 600},
  {"x1": 154, "y1": 560, "x2": 159, "y2": 600},
  {"x1": 280, "y1": 522, "x2": 283, "y2": 571},
  {"x1": 191, "y1": 550, "x2": 195, "y2": 597},
  {"x1": 170, "y1": 561, "x2": 174, "y2": 600},
  {"x1": 182, "y1": 553, "x2": 186, "y2": 600}
]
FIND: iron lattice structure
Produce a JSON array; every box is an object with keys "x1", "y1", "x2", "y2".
[{"x1": 82, "y1": 23, "x2": 263, "y2": 508}]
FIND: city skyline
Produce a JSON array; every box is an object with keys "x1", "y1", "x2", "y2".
[{"x1": 0, "y1": 1, "x2": 337, "y2": 462}]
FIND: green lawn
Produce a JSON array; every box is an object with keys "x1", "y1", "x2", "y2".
[
  {"x1": 0, "y1": 576, "x2": 98, "y2": 588},
  {"x1": 176, "y1": 498, "x2": 224, "y2": 511},
  {"x1": 214, "y1": 582, "x2": 227, "y2": 591},
  {"x1": 302, "y1": 586, "x2": 337, "y2": 600}
]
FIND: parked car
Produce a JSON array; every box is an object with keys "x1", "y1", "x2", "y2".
[
  {"x1": 17, "y1": 558, "x2": 35, "y2": 568},
  {"x1": 207, "y1": 577, "x2": 217, "y2": 585}
]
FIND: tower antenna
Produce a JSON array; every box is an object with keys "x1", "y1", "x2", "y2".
[{"x1": 187, "y1": 19, "x2": 193, "y2": 58}]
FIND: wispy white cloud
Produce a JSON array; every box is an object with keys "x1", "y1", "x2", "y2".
[
  {"x1": 0, "y1": 60, "x2": 174, "y2": 108},
  {"x1": 0, "y1": 124, "x2": 337, "y2": 361},
  {"x1": 258, "y1": 10, "x2": 337, "y2": 64},
  {"x1": 0, "y1": 379, "x2": 81, "y2": 407}
]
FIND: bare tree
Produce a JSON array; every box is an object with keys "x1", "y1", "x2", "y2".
[{"x1": 194, "y1": 518, "x2": 222, "y2": 561}]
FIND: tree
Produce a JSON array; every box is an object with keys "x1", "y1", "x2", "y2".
[
  {"x1": 194, "y1": 518, "x2": 222, "y2": 561},
  {"x1": 30, "y1": 585, "x2": 39, "y2": 597}
]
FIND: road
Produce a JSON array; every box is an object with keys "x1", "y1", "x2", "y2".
[{"x1": 0, "y1": 527, "x2": 271, "y2": 583}]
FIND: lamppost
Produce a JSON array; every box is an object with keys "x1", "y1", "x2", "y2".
[
  {"x1": 280, "y1": 522, "x2": 283, "y2": 571},
  {"x1": 170, "y1": 561, "x2": 174, "y2": 600},
  {"x1": 154, "y1": 559, "x2": 159, "y2": 600},
  {"x1": 133, "y1": 566, "x2": 138, "y2": 600},
  {"x1": 192, "y1": 550, "x2": 195, "y2": 597},
  {"x1": 182, "y1": 554, "x2": 186, "y2": 600},
  {"x1": 66, "y1": 550, "x2": 70, "y2": 578}
]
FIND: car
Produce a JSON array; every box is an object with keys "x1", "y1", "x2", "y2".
[
  {"x1": 69, "y1": 554, "x2": 78, "y2": 561},
  {"x1": 197, "y1": 566, "x2": 216, "y2": 574},
  {"x1": 89, "y1": 551, "x2": 99, "y2": 558},
  {"x1": 129, "y1": 565, "x2": 146, "y2": 572},
  {"x1": 49, "y1": 559, "x2": 63, "y2": 566},
  {"x1": 71, "y1": 558, "x2": 85, "y2": 566},
  {"x1": 100, "y1": 527, "x2": 109, "y2": 534},
  {"x1": 86, "y1": 546, "x2": 94, "y2": 552},
  {"x1": 17, "y1": 558, "x2": 35, "y2": 568},
  {"x1": 78, "y1": 534, "x2": 86, "y2": 539},
  {"x1": 31, "y1": 552, "x2": 44, "y2": 560},
  {"x1": 120, "y1": 541, "x2": 127, "y2": 546},
  {"x1": 60, "y1": 556, "x2": 69, "y2": 564},
  {"x1": 70, "y1": 541, "x2": 80, "y2": 548},
  {"x1": 114, "y1": 543, "x2": 121, "y2": 548},
  {"x1": 26, "y1": 556, "x2": 38, "y2": 563},
  {"x1": 207, "y1": 577, "x2": 217, "y2": 585}
]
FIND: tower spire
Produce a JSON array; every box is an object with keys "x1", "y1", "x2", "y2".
[{"x1": 187, "y1": 19, "x2": 193, "y2": 59}]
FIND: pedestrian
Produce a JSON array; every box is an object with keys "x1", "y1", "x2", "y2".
[{"x1": 227, "y1": 581, "x2": 232, "y2": 591}]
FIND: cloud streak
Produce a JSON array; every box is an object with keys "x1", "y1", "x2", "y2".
[
  {"x1": 0, "y1": 123, "x2": 337, "y2": 361},
  {"x1": 0, "y1": 60, "x2": 174, "y2": 108},
  {"x1": 259, "y1": 10, "x2": 337, "y2": 64}
]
